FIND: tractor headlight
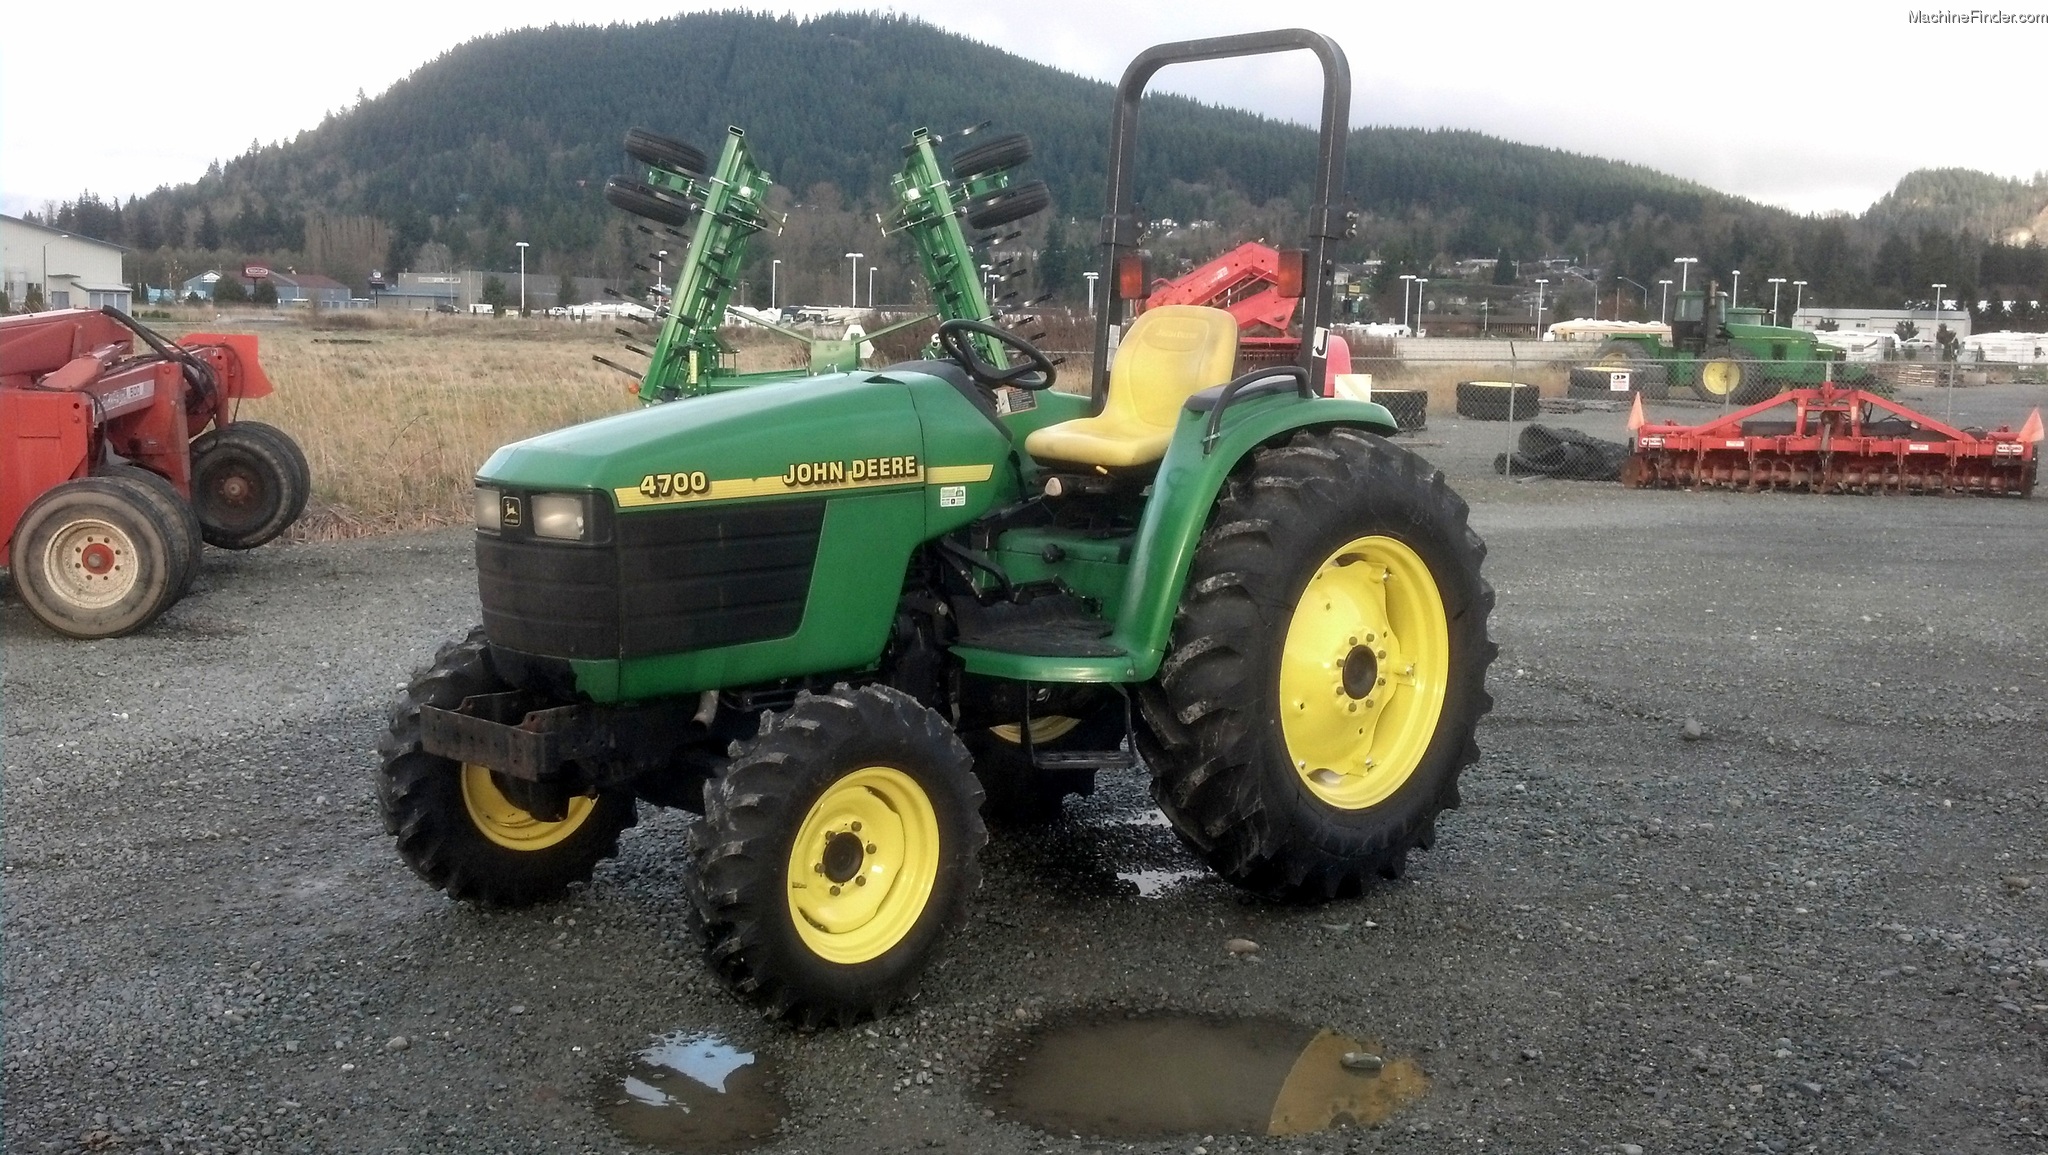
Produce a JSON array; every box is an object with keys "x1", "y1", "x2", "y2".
[
  {"x1": 474, "y1": 486, "x2": 502, "y2": 533},
  {"x1": 530, "y1": 493, "x2": 593, "y2": 541}
]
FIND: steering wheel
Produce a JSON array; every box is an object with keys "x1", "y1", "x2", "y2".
[{"x1": 936, "y1": 318, "x2": 1056, "y2": 392}]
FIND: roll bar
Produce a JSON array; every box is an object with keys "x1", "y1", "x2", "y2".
[{"x1": 1090, "y1": 29, "x2": 1351, "y2": 412}]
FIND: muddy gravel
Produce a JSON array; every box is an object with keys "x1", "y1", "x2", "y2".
[{"x1": 6, "y1": 384, "x2": 2046, "y2": 1155}]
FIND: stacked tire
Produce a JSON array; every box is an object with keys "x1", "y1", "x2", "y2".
[
  {"x1": 1566, "y1": 363, "x2": 1668, "y2": 400},
  {"x1": 1454, "y1": 380, "x2": 1540, "y2": 421},
  {"x1": 1374, "y1": 388, "x2": 1429, "y2": 431}
]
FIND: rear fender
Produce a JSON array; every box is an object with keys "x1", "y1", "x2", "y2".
[{"x1": 1108, "y1": 393, "x2": 1397, "y2": 680}]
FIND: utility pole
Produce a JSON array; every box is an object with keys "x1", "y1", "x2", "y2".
[{"x1": 1535, "y1": 278, "x2": 1548, "y2": 337}]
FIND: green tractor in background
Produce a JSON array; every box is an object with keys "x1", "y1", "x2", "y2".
[
  {"x1": 376, "y1": 30, "x2": 1496, "y2": 1027},
  {"x1": 1589, "y1": 280, "x2": 1869, "y2": 404}
]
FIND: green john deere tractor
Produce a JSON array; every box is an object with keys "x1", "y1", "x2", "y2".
[
  {"x1": 377, "y1": 30, "x2": 1496, "y2": 1027},
  {"x1": 1589, "y1": 280, "x2": 1869, "y2": 404}
]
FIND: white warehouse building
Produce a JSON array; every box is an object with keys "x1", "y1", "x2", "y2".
[{"x1": 0, "y1": 214, "x2": 130, "y2": 313}]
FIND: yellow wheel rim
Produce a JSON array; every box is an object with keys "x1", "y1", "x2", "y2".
[
  {"x1": 988, "y1": 716, "x2": 1081, "y2": 745},
  {"x1": 460, "y1": 764, "x2": 597, "y2": 851},
  {"x1": 1278, "y1": 535, "x2": 1451, "y2": 810},
  {"x1": 1700, "y1": 359, "x2": 1740, "y2": 396},
  {"x1": 785, "y1": 766, "x2": 940, "y2": 965}
]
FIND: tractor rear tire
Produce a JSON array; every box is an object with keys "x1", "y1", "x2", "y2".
[
  {"x1": 1454, "y1": 379, "x2": 1539, "y2": 421},
  {"x1": 10, "y1": 476, "x2": 183, "y2": 639},
  {"x1": 376, "y1": 626, "x2": 637, "y2": 907},
  {"x1": 964, "y1": 180, "x2": 1051, "y2": 231},
  {"x1": 688, "y1": 684, "x2": 985, "y2": 1027},
  {"x1": 623, "y1": 128, "x2": 709, "y2": 177},
  {"x1": 95, "y1": 463, "x2": 203, "y2": 598},
  {"x1": 189, "y1": 422, "x2": 309, "y2": 549},
  {"x1": 1140, "y1": 428, "x2": 1496, "y2": 899},
  {"x1": 605, "y1": 176, "x2": 700, "y2": 228},
  {"x1": 1693, "y1": 350, "x2": 1760, "y2": 404},
  {"x1": 951, "y1": 132, "x2": 1033, "y2": 180}
]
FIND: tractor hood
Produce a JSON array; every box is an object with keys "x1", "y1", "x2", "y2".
[{"x1": 478, "y1": 372, "x2": 926, "y2": 508}]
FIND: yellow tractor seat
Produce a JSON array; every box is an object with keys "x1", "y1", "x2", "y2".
[{"x1": 1024, "y1": 305, "x2": 1239, "y2": 468}]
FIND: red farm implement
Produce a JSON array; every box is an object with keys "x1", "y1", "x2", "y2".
[
  {"x1": 1623, "y1": 380, "x2": 2040, "y2": 497},
  {"x1": 1143, "y1": 241, "x2": 1355, "y2": 382},
  {"x1": 2, "y1": 307, "x2": 310, "y2": 637}
]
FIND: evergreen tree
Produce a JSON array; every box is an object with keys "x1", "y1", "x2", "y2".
[
  {"x1": 252, "y1": 278, "x2": 279, "y2": 306},
  {"x1": 213, "y1": 275, "x2": 249, "y2": 304},
  {"x1": 197, "y1": 207, "x2": 221, "y2": 251},
  {"x1": 556, "y1": 273, "x2": 580, "y2": 307},
  {"x1": 1492, "y1": 252, "x2": 1514, "y2": 285},
  {"x1": 480, "y1": 275, "x2": 510, "y2": 312},
  {"x1": 1037, "y1": 217, "x2": 1075, "y2": 301}
]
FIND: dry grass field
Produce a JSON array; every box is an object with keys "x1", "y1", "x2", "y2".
[{"x1": 161, "y1": 309, "x2": 1563, "y2": 539}]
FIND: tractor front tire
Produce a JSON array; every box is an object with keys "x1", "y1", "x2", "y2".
[
  {"x1": 1143, "y1": 428, "x2": 1496, "y2": 899},
  {"x1": 376, "y1": 627, "x2": 636, "y2": 907},
  {"x1": 189, "y1": 422, "x2": 309, "y2": 549},
  {"x1": 10, "y1": 476, "x2": 183, "y2": 639},
  {"x1": 689, "y1": 684, "x2": 985, "y2": 1027}
]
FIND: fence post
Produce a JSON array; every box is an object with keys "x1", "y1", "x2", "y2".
[{"x1": 1504, "y1": 342, "x2": 1518, "y2": 478}]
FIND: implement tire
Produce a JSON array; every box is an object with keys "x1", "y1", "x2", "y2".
[
  {"x1": 964, "y1": 180, "x2": 1051, "y2": 230},
  {"x1": 10, "y1": 476, "x2": 182, "y2": 639},
  {"x1": 1454, "y1": 379, "x2": 1539, "y2": 421},
  {"x1": 951, "y1": 132, "x2": 1033, "y2": 179},
  {"x1": 605, "y1": 176, "x2": 699, "y2": 228},
  {"x1": 376, "y1": 627, "x2": 636, "y2": 907},
  {"x1": 189, "y1": 421, "x2": 309, "y2": 549},
  {"x1": 1141, "y1": 428, "x2": 1496, "y2": 899},
  {"x1": 689, "y1": 684, "x2": 984, "y2": 1027},
  {"x1": 623, "y1": 128, "x2": 708, "y2": 177},
  {"x1": 94, "y1": 463, "x2": 203, "y2": 598}
]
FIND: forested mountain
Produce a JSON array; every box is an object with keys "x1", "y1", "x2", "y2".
[{"x1": 25, "y1": 11, "x2": 2048, "y2": 322}]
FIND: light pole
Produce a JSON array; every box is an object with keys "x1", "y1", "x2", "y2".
[
  {"x1": 1619, "y1": 276, "x2": 1649, "y2": 317},
  {"x1": 738, "y1": 280, "x2": 748, "y2": 310},
  {"x1": 1658, "y1": 279, "x2": 1672, "y2": 324},
  {"x1": 867, "y1": 266, "x2": 876, "y2": 311},
  {"x1": 1792, "y1": 279, "x2": 1807, "y2": 321},
  {"x1": 1564, "y1": 270, "x2": 1595, "y2": 320},
  {"x1": 1083, "y1": 271, "x2": 1100, "y2": 317},
  {"x1": 1768, "y1": 277, "x2": 1786, "y2": 325},
  {"x1": 844, "y1": 252, "x2": 863, "y2": 306},
  {"x1": 1413, "y1": 278, "x2": 1429, "y2": 333},
  {"x1": 1399, "y1": 273, "x2": 1415, "y2": 331},
  {"x1": 1931, "y1": 282, "x2": 1950, "y2": 415},
  {"x1": 1674, "y1": 256, "x2": 1697, "y2": 293},
  {"x1": 39, "y1": 234, "x2": 69, "y2": 310},
  {"x1": 1930, "y1": 281, "x2": 1947, "y2": 344},
  {"x1": 1480, "y1": 298, "x2": 1489, "y2": 336},
  {"x1": 656, "y1": 249, "x2": 667, "y2": 294},
  {"x1": 515, "y1": 241, "x2": 529, "y2": 315},
  {"x1": 770, "y1": 259, "x2": 780, "y2": 310},
  {"x1": 1534, "y1": 278, "x2": 1548, "y2": 336},
  {"x1": 1730, "y1": 269, "x2": 1741, "y2": 308}
]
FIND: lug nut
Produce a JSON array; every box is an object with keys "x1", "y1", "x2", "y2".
[
  {"x1": 814, "y1": 863, "x2": 824, "y2": 874},
  {"x1": 854, "y1": 876, "x2": 867, "y2": 887},
  {"x1": 850, "y1": 821, "x2": 862, "y2": 833},
  {"x1": 829, "y1": 885, "x2": 842, "y2": 896},
  {"x1": 866, "y1": 843, "x2": 877, "y2": 854}
]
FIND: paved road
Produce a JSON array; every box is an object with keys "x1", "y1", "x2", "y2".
[{"x1": 5, "y1": 419, "x2": 2045, "y2": 1155}]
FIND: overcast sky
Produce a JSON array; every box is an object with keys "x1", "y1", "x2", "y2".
[{"x1": 5, "y1": 1, "x2": 2043, "y2": 220}]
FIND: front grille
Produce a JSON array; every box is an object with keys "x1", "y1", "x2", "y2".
[{"x1": 479, "y1": 499, "x2": 825, "y2": 660}]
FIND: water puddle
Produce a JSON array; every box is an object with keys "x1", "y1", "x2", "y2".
[
  {"x1": 983, "y1": 1011, "x2": 1427, "y2": 1138},
  {"x1": 1117, "y1": 868, "x2": 1205, "y2": 897},
  {"x1": 597, "y1": 1031, "x2": 783, "y2": 1151}
]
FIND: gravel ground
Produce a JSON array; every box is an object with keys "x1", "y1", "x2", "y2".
[{"x1": 6, "y1": 385, "x2": 2046, "y2": 1155}]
